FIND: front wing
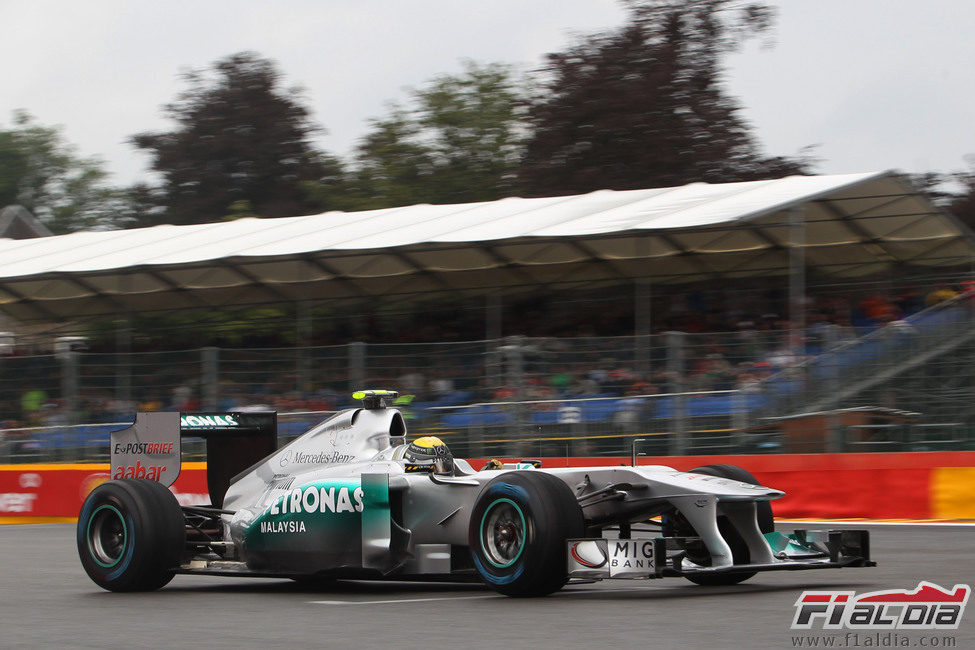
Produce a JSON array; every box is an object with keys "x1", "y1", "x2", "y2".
[{"x1": 567, "y1": 529, "x2": 874, "y2": 580}]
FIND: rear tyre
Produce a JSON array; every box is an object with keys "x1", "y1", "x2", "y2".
[
  {"x1": 77, "y1": 479, "x2": 185, "y2": 592},
  {"x1": 678, "y1": 464, "x2": 774, "y2": 586},
  {"x1": 469, "y1": 471, "x2": 584, "y2": 597}
]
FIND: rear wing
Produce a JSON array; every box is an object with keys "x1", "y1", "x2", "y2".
[{"x1": 111, "y1": 411, "x2": 277, "y2": 508}]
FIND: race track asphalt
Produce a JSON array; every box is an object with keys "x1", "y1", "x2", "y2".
[{"x1": 1, "y1": 522, "x2": 972, "y2": 650}]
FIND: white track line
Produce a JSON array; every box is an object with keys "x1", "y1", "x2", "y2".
[{"x1": 309, "y1": 594, "x2": 498, "y2": 605}]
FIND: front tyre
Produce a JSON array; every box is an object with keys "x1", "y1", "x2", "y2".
[
  {"x1": 678, "y1": 464, "x2": 774, "y2": 586},
  {"x1": 77, "y1": 479, "x2": 185, "y2": 592},
  {"x1": 692, "y1": 464, "x2": 774, "y2": 533},
  {"x1": 469, "y1": 472, "x2": 583, "y2": 597}
]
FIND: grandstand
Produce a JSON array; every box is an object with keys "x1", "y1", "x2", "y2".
[{"x1": 1, "y1": 173, "x2": 973, "y2": 462}]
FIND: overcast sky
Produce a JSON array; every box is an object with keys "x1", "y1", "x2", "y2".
[{"x1": 3, "y1": 0, "x2": 974, "y2": 188}]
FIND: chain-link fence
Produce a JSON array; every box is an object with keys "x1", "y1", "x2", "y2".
[{"x1": 1, "y1": 296, "x2": 973, "y2": 463}]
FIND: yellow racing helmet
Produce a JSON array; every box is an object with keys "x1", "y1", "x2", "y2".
[{"x1": 403, "y1": 436, "x2": 454, "y2": 475}]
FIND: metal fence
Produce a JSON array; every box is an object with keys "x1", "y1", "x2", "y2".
[
  {"x1": 1, "y1": 388, "x2": 969, "y2": 466},
  {"x1": 0, "y1": 331, "x2": 789, "y2": 424},
  {"x1": 1, "y1": 296, "x2": 973, "y2": 463}
]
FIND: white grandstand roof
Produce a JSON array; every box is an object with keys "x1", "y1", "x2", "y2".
[{"x1": 0, "y1": 171, "x2": 972, "y2": 321}]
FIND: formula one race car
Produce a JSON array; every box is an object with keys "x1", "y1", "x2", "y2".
[{"x1": 77, "y1": 390, "x2": 874, "y2": 596}]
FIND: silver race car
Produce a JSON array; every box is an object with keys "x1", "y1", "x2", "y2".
[{"x1": 77, "y1": 390, "x2": 874, "y2": 596}]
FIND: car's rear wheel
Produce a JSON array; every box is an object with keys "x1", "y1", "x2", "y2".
[
  {"x1": 674, "y1": 464, "x2": 774, "y2": 586},
  {"x1": 469, "y1": 471, "x2": 584, "y2": 597},
  {"x1": 77, "y1": 479, "x2": 185, "y2": 591}
]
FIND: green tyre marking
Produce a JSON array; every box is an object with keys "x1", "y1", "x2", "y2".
[{"x1": 87, "y1": 504, "x2": 127, "y2": 568}]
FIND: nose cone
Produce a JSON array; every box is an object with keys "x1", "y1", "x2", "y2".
[{"x1": 673, "y1": 471, "x2": 784, "y2": 500}]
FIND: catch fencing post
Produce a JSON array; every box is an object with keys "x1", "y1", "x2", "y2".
[
  {"x1": 349, "y1": 342, "x2": 366, "y2": 393},
  {"x1": 296, "y1": 301, "x2": 312, "y2": 394},
  {"x1": 505, "y1": 335, "x2": 526, "y2": 436},
  {"x1": 202, "y1": 347, "x2": 219, "y2": 411},
  {"x1": 58, "y1": 349, "x2": 79, "y2": 460},
  {"x1": 788, "y1": 204, "x2": 806, "y2": 360},
  {"x1": 634, "y1": 278, "x2": 652, "y2": 377},
  {"x1": 60, "y1": 350, "x2": 79, "y2": 426},
  {"x1": 485, "y1": 338, "x2": 502, "y2": 399},
  {"x1": 666, "y1": 331, "x2": 687, "y2": 456},
  {"x1": 115, "y1": 317, "x2": 132, "y2": 417},
  {"x1": 731, "y1": 390, "x2": 748, "y2": 452}
]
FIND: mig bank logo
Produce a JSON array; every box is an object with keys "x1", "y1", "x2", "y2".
[
  {"x1": 791, "y1": 582, "x2": 970, "y2": 630},
  {"x1": 569, "y1": 540, "x2": 607, "y2": 568}
]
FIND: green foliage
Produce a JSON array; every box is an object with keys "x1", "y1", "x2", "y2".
[
  {"x1": 310, "y1": 61, "x2": 527, "y2": 210},
  {"x1": 0, "y1": 110, "x2": 128, "y2": 233},
  {"x1": 907, "y1": 172, "x2": 957, "y2": 208},
  {"x1": 4, "y1": 10, "x2": 832, "y2": 236},
  {"x1": 224, "y1": 200, "x2": 260, "y2": 221},
  {"x1": 413, "y1": 61, "x2": 526, "y2": 201},
  {"x1": 132, "y1": 52, "x2": 336, "y2": 225},
  {"x1": 334, "y1": 108, "x2": 439, "y2": 209},
  {"x1": 948, "y1": 165, "x2": 975, "y2": 233},
  {"x1": 0, "y1": 130, "x2": 29, "y2": 207},
  {"x1": 518, "y1": 0, "x2": 811, "y2": 196}
]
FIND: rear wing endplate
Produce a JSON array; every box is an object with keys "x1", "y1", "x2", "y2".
[{"x1": 111, "y1": 411, "x2": 277, "y2": 508}]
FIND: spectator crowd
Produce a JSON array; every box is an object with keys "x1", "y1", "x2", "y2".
[{"x1": 1, "y1": 279, "x2": 972, "y2": 439}]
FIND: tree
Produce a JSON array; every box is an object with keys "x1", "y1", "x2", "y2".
[
  {"x1": 0, "y1": 130, "x2": 28, "y2": 208},
  {"x1": 519, "y1": 0, "x2": 811, "y2": 196},
  {"x1": 907, "y1": 172, "x2": 956, "y2": 208},
  {"x1": 413, "y1": 61, "x2": 526, "y2": 202},
  {"x1": 324, "y1": 108, "x2": 438, "y2": 210},
  {"x1": 0, "y1": 110, "x2": 127, "y2": 233},
  {"x1": 312, "y1": 61, "x2": 527, "y2": 210},
  {"x1": 948, "y1": 164, "x2": 975, "y2": 233},
  {"x1": 132, "y1": 52, "x2": 336, "y2": 225}
]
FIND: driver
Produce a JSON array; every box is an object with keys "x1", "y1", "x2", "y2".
[{"x1": 402, "y1": 436, "x2": 454, "y2": 475}]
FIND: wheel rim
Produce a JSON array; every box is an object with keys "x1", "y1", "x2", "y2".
[
  {"x1": 480, "y1": 498, "x2": 527, "y2": 568},
  {"x1": 87, "y1": 504, "x2": 127, "y2": 568}
]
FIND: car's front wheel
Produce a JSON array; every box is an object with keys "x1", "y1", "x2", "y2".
[
  {"x1": 77, "y1": 479, "x2": 185, "y2": 592},
  {"x1": 469, "y1": 471, "x2": 584, "y2": 597}
]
